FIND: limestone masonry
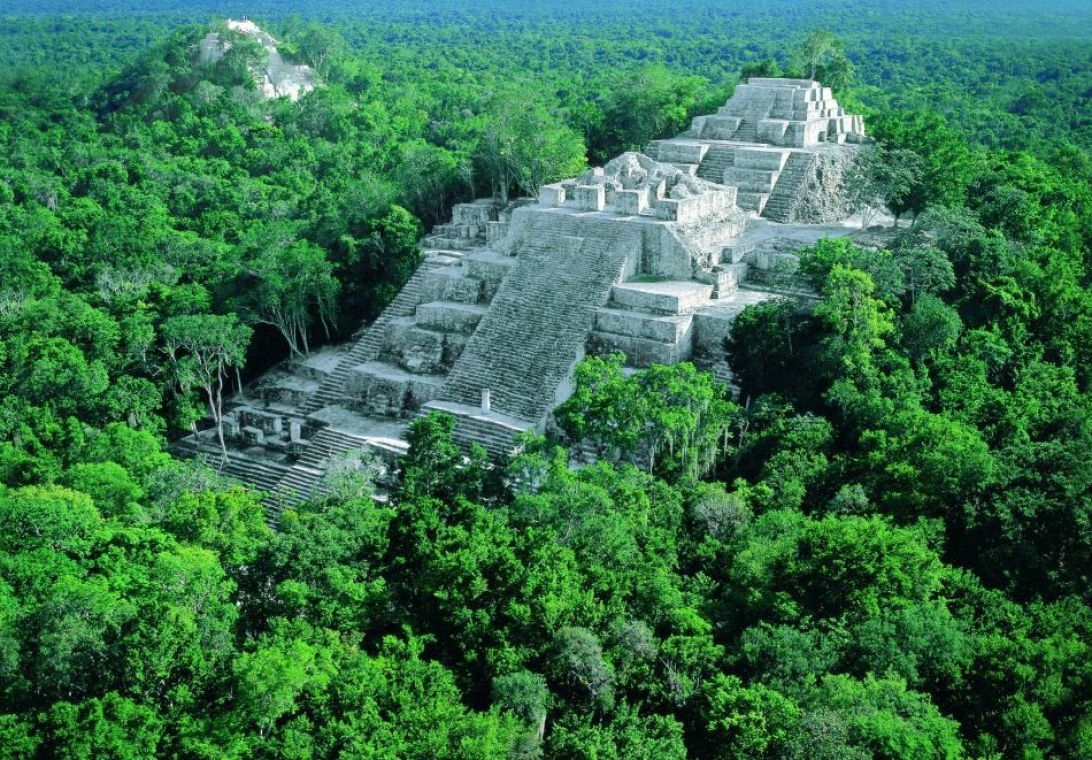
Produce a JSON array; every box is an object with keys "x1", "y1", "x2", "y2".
[{"x1": 179, "y1": 78, "x2": 871, "y2": 513}]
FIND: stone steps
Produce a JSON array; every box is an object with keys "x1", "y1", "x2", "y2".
[
  {"x1": 267, "y1": 426, "x2": 390, "y2": 509},
  {"x1": 268, "y1": 464, "x2": 325, "y2": 511},
  {"x1": 762, "y1": 151, "x2": 814, "y2": 222},
  {"x1": 697, "y1": 262, "x2": 750, "y2": 297},
  {"x1": 420, "y1": 226, "x2": 481, "y2": 250},
  {"x1": 420, "y1": 400, "x2": 531, "y2": 460},
  {"x1": 594, "y1": 307, "x2": 693, "y2": 342},
  {"x1": 298, "y1": 259, "x2": 446, "y2": 415},
  {"x1": 738, "y1": 280, "x2": 818, "y2": 300},
  {"x1": 214, "y1": 453, "x2": 294, "y2": 527},
  {"x1": 171, "y1": 435, "x2": 297, "y2": 527},
  {"x1": 697, "y1": 80, "x2": 864, "y2": 148},
  {"x1": 652, "y1": 140, "x2": 709, "y2": 164},
  {"x1": 706, "y1": 360, "x2": 738, "y2": 394},
  {"x1": 732, "y1": 119, "x2": 759, "y2": 142},
  {"x1": 422, "y1": 247, "x2": 473, "y2": 260},
  {"x1": 695, "y1": 144, "x2": 736, "y2": 184},
  {"x1": 216, "y1": 453, "x2": 290, "y2": 494},
  {"x1": 440, "y1": 228, "x2": 636, "y2": 424},
  {"x1": 298, "y1": 427, "x2": 377, "y2": 468},
  {"x1": 464, "y1": 250, "x2": 517, "y2": 285}
]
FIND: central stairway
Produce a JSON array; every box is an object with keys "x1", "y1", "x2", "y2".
[{"x1": 437, "y1": 226, "x2": 639, "y2": 424}]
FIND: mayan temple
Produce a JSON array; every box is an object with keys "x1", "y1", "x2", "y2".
[{"x1": 180, "y1": 78, "x2": 869, "y2": 511}]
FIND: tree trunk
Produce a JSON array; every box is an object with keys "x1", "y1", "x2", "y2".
[{"x1": 205, "y1": 373, "x2": 229, "y2": 460}]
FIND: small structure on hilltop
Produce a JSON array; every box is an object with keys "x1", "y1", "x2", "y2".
[
  {"x1": 176, "y1": 78, "x2": 872, "y2": 512},
  {"x1": 198, "y1": 19, "x2": 317, "y2": 101}
]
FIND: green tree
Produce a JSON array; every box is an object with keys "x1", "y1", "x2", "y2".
[
  {"x1": 556, "y1": 355, "x2": 737, "y2": 482},
  {"x1": 791, "y1": 31, "x2": 855, "y2": 90},
  {"x1": 552, "y1": 626, "x2": 614, "y2": 711},
  {"x1": 846, "y1": 146, "x2": 926, "y2": 225},
  {"x1": 701, "y1": 674, "x2": 801, "y2": 759},
  {"x1": 814, "y1": 265, "x2": 895, "y2": 380},
  {"x1": 45, "y1": 693, "x2": 164, "y2": 759},
  {"x1": 493, "y1": 670, "x2": 550, "y2": 749},
  {"x1": 871, "y1": 110, "x2": 979, "y2": 215},
  {"x1": 475, "y1": 85, "x2": 586, "y2": 202},
  {"x1": 238, "y1": 231, "x2": 339, "y2": 358},
  {"x1": 159, "y1": 486, "x2": 270, "y2": 573},
  {"x1": 592, "y1": 66, "x2": 713, "y2": 162},
  {"x1": 233, "y1": 625, "x2": 337, "y2": 740},
  {"x1": 803, "y1": 674, "x2": 963, "y2": 760},
  {"x1": 161, "y1": 314, "x2": 251, "y2": 456},
  {"x1": 294, "y1": 23, "x2": 345, "y2": 78},
  {"x1": 546, "y1": 702, "x2": 687, "y2": 760}
]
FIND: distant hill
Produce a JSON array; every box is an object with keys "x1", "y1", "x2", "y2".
[{"x1": 93, "y1": 18, "x2": 319, "y2": 116}]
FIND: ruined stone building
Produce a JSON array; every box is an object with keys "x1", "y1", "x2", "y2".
[{"x1": 179, "y1": 78, "x2": 870, "y2": 511}]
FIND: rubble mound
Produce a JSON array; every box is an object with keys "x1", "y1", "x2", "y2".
[{"x1": 199, "y1": 19, "x2": 318, "y2": 101}]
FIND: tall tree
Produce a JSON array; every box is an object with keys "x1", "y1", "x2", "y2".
[
  {"x1": 791, "y1": 30, "x2": 855, "y2": 90},
  {"x1": 591, "y1": 65, "x2": 714, "y2": 163},
  {"x1": 239, "y1": 231, "x2": 339, "y2": 358},
  {"x1": 475, "y1": 85, "x2": 586, "y2": 202},
  {"x1": 161, "y1": 314, "x2": 251, "y2": 457}
]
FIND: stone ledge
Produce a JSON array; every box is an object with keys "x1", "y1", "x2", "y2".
[
  {"x1": 595, "y1": 308, "x2": 693, "y2": 342},
  {"x1": 421, "y1": 400, "x2": 532, "y2": 433},
  {"x1": 611, "y1": 280, "x2": 714, "y2": 315},
  {"x1": 589, "y1": 330, "x2": 692, "y2": 368},
  {"x1": 415, "y1": 301, "x2": 487, "y2": 333}
]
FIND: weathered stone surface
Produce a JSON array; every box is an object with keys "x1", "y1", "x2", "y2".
[
  {"x1": 689, "y1": 78, "x2": 865, "y2": 147},
  {"x1": 345, "y1": 361, "x2": 445, "y2": 417},
  {"x1": 610, "y1": 281, "x2": 715, "y2": 315},
  {"x1": 649, "y1": 78, "x2": 867, "y2": 223},
  {"x1": 764, "y1": 147, "x2": 860, "y2": 223}
]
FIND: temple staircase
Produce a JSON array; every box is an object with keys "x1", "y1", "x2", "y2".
[
  {"x1": 760, "y1": 152, "x2": 815, "y2": 222},
  {"x1": 438, "y1": 228, "x2": 637, "y2": 424},
  {"x1": 297, "y1": 257, "x2": 450, "y2": 415}
]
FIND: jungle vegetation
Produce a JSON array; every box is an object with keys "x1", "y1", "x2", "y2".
[{"x1": 0, "y1": 1, "x2": 1091, "y2": 757}]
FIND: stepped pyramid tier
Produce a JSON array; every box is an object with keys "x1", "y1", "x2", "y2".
[
  {"x1": 176, "y1": 77, "x2": 883, "y2": 504},
  {"x1": 687, "y1": 78, "x2": 866, "y2": 148},
  {"x1": 647, "y1": 77, "x2": 869, "y2": 223}
]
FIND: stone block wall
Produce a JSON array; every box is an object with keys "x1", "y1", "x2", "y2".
[
  {"x1": 689, "y1": 78, "x2": 865, "y2": 148},
  {"x1": 655, "y1": 188, "x2": 736, "y2": 224}
]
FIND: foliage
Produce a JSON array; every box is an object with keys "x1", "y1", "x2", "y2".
[
  {"x1": 1, "y1": 2, "x2": 1091, "y2": 757},
  {"x1": 556, "y1": 354, "x2": 738, "y2": 483}
]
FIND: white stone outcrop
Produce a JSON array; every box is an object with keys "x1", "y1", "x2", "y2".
[{"x1": 199, "y1": 19, "x2": 317, "y2": 102}]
